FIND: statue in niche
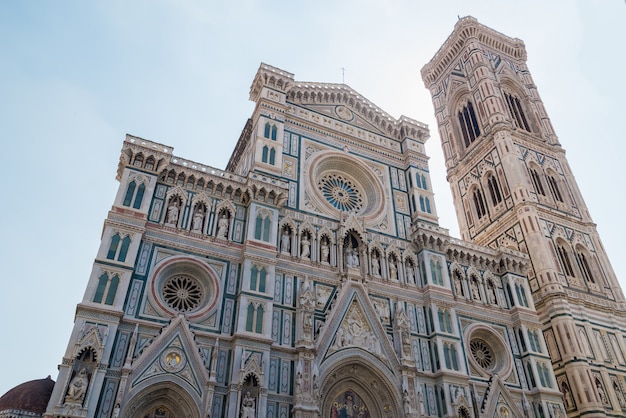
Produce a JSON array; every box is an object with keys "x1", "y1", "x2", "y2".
[
  {"x1": 280, "y1": 229, "x2": 290, "y2": 253},
  {"x1": 301, "y1": 235, "x2": 310, "y2": 259},
  {"x1": 454, "y1": 276, "x2": 464, "y2": 296},
  {"x1": 487, "y1": 280, "x2": 497, "y2": 304},
  {"x1": 471, "y1": 278, "x2": 481, "y2": 300},
  {"x1": 240, "y1": 391, "x2": 256, "y2": 418},
  {"x1": 65, "y1": 367, "x2": 88, "y2": 404},
  {"x1": 217, "y1": 213, "x2": 229, "y2": 238},
  {"x1": 320, "y1": 239, "x2": 330, "y2": 264},
  {"x1": 191, "y1": 208, "x2": 204, "y2": 232},
  {"x1": 371, "y1": 253, "x2": 380, "y2": 277},
  {"x1": 406, "y1": 262, "x2": 415, "y2": 284},
  {"x1": 346, "y1": 247, "x2": 359, "y2": 268},
  {"x1": 165, "y1": 200, "x2": 179, "y2": 225},
  {"x1": 389, "y1": 259, "x2": 398, "y2": 281}
]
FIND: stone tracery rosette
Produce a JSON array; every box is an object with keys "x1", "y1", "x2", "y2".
[
  {"x1": 303, "y1": 150, "x2": 388, "y2": 226},
  {"x1": 464, "y1": 324, "x2": 513, "y2": 378},
  {"x1": 147, "y1": 256, "x2": 221, "y2": 322}
]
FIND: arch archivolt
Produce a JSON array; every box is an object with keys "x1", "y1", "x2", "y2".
[
  {"x1": 318, "y1": 350, "x2": 401, "y2": 418},
  {"x1": 122, "y1": 381, "x2": 201, "y2": 418}
]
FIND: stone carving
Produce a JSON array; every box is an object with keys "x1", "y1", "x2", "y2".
[
  {"x1": 320, "y1": 240, "x2": 330, "y2": 264},
  {"x1": 389, "y1": 259, "x2": 398, "y2": 281},
  {"x1": 65, "y1": 368, "x2": 88, "y2": 404},
  {"x1": 191, "y1": 209, "x2": 204, "y2": 232},
  {"x1": 240, "y1": 391, "x2": 256, "y2": 418},
  {"x1": 346, "y1": 247, "x2": 359, "y2": 268},
  {"x1": 217, "y1": 214, "x2": 229, "y2": 239},
  {"x1": 280, "y1": 229, "x2": 290, "y2": 253},
  {"x1": 331, "y1": 303, "x2": 382, "y2": 357},
  {"x1": 371, "y1": 253, "x2": 380, "y2": 277},
  {"x1": 406, "y1": 262, "x2": 415, "y2": 284},
  {"x1": 165, "y1": 200, "x2": 179, "y2": 225},
  {"x1": 301, "y1": 236, "x2": 310, "y2": 259}
]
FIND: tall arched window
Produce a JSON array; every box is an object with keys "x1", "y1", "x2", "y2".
[
  {"x1": 487, "y1": 174, "x2": 503, "y2": 206},
  {"x1": 93, "y1": 273, "x2": 119, "y2": 305},
  {"x1": 269, "y1": 148, "x2": 276, "y2": 165},
  {"x1": 425, "y1": 197, "x2": 431, "y2": 213},
  {"x1": 547, "y1": 174, "x2": 564, "y2": 202},
  {"x1": 530, "y1": 168, "x2": 546, "y2": 196},
  {"x1": 473, "y1": 188, "x2": 487, "y2": 219},
  {"x1": 264, "y1": 122, "x2": 271, "y2": 138},
  {"x1": 246, "y1": 302, "x2": 264, "y2": 333},
  {"x1": 576, "y1": 248, "x2": 595, "y2": 283},
  {"x1": 457, "y1": 101, "x2": 481, "y2": 147},
  {"x1": 262, "y1": 146, "x2": 269, "y2": 163},
  {"x1": 271, "y1": 125, "x2": 277, "y2": 140},
  {"x1": 123, "y1": 181, "x2": 136, "y2": 206},
  {"x1": 503, "y1": 91, "x2": 531, "y2": 132},
  {"x1": 107, "y1": 234, "x2": 121, "y2": 260},
  {"x1": 419, "y1": 196, "x2": 426, "y2": 212},
  {"x1": 556, "y1": 243, "x2": 576, "y2": 277},
  {"x1": 250, "y1": 266, "x2": 267, "y2": 292},
  {"x1": 254, "y1": 211, "x2": 272, "y2": 242}
]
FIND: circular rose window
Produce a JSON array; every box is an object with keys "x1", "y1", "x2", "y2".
[
  {"x1": 162, "y1": 275, "x2": 203, "y2": 312},
  {"x1": 305, "y1": 151, "x2": 386, "y2": 222},
  {"x1": 470, "y1": 338, "x2": 494, "y2": 370},
  {"x1": 318, "y1": 173, "x2": 364, "y2": 212},
  {"x1": 148, "y1": 257, "x2": 220, "y2": 322},
  {"x1": 465, "y1": 324, "x2": 512, "y2": 377}
]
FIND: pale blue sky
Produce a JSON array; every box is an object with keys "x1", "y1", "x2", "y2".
[{"x1": 0, "y1": 1, "x2": 624, "y2": 396}]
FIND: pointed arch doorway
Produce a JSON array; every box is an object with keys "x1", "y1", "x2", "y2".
[
  {"x1": 122, "y1": 383, "x2": 201, "y2": 418},
  {"x1": 320, "y1": 358, "x2": 400, "y2": 418}
]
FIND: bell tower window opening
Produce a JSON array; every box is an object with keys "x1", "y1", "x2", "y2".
[
  {"x1": 457, "y1": 101, "x2": 481, "y2": 147},
  {"x1": 472, "y1": 188, "x2": 487, "y2": 219},
  {"x1": 93, "y1": 272, "x2": 120, "y2": 305},
  {"x1": 530, "y1": 168, "x2": 546, "y2": 196},
  {"x1": 504, "y1": 92, "x2": 531, "y2": 132},
  {"x1": 576, "y1": 249, "x2": 595, "y2": 284},
  {"x1": 557, "y1": 243, "x2": 576, "y2": 278},
  {"x1": 487, "y1": 174, "x2": 503, "y2": 206},
  {"x1": 547, "y1": 174, "x2": 564, "y2": 202}
]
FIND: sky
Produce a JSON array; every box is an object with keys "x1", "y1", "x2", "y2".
[{"x1": 0, "y1": 0, "x2": 624, "y2": 397}]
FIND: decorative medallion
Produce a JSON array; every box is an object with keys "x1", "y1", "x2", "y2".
[
  {"x1": 160, "y1": 347, "x2": 186, "y2": 373},
  {"x1": 335, "y1": 105, "x2": 354, "y2": 121}
]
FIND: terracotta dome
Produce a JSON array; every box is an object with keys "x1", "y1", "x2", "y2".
[{"x1": 0, "y1": 376, "x2": 55, "y2": 414}]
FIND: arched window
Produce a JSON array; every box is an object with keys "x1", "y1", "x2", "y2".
[
  {"x1": 118, "y1": 236, "x2": 131, "y2": 262},
  {"x1": 144, "y1": 156, "x2": 155, "y2": 170},
  {"x1": 107, "y1": 234, "x2": 121, "y2": 260},
  {"x1": 133, "y1": 183, "x2": 145, "y2": 209},
  {"x1": 123, "y1": 181, "x2": 136, "y2": 206},
  {"x1": 271, "y1": 125, "x2": 277, "y2": 140},
  {"x1": 526, "y1": 362, "x2": 536, "y2": 388},
  {"x1": 411, "y1": 195, "x2": 416, "y2": 212},
  {"x1": 547, "y1": 174, "x2": 564, "y2": 202},
  {"x1": 530, "y1": 168, "x2": 546, "y2": 196},
  {"x1": 415, "y1": 174, "x2": 422, "y2": 188},
  {"x1": 264, "y1": 122, "x2": 271, "y2": 138},
  {"x1": 419, "y1": 196, "x2": 426, "y2": 212},
  {"x1": 421, "y1": 175, "x2": 428, "y2": 190},
  {"x1": 503, "y1": 91, "x2": 531, "y2": 132},
  {"x1": 438, "y1": 308, "x2": 452, "y2": 333},
  {"x1": 457, "y1": 101, "x2": 481, "y2": 147},
  {"x1": 133, "y1": 154, "x2": 144, "y2": 167},
  {"x1": 430, "y1": 260, "x2": 444, "y2": 286},
  {"x1": 254, "y1": 211, "x2": 272, "y2": 242},
  {"x1": 425, "y1": 197, "x2": 431, "y2": 213},
  {"x1": 262, "y1": 145, "x2": 269, "y2": 163},
  {"x1": 518, "y1": 328, "x2": 527, "y2": 352},
  {"x1": 515, "y1": 283, "x2": 529, "y2": 307},
  {"x1": 529, "y1": 329, "x2": 542, "y2": 352},
  {"x1": 269, "y1": 148, "x2": 276, "y2": 165},
  {"x1": 246, "y1": 302, "x2": 264, "y2": 333},
  {"x1": 93, "y1": 273, "x2": 119, "y2": 305},
  {"x1": 487, "y1": 173, "x2": 503, "y2": 206},
  {"x1": 556, "y1": 243, "x2": 576, "y2": 277},
  {"x1": 250, "y1": 266, "x2": 267, "y2": 293},
  {"x1": 576, "y1": 248, "x2": 595, "y2": 283},
  {"x1": 473, "y1": 188, "x2": 487, "y2": 219}
]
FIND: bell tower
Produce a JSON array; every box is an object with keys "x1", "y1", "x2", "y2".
[{"x1": 422, "y1": 17, "x2": 626, "y2": 416}]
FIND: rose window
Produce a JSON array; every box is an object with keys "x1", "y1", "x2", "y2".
[
  {"x1": 470, "y1": 338, "x2": 494, "y2": 370},
  {"x1": 162, "y1": 275, "x2": 202, "y2": 312},
  {"x1": 317, "y1": 173, "x2": 364, "y2": 212}
]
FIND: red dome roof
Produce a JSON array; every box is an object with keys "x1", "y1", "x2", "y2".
[{"x1": 0, "y1": 376, "x2": 55, "y2": 414}]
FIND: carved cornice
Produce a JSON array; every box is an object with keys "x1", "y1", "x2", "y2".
[{"x1": 422, "y1": 16, "x2": 527, "y2": 87}]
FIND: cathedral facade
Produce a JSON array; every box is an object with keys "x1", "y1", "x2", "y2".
[{"x1": 42, "y1": 18, "x2": 623, "y2": 418}]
